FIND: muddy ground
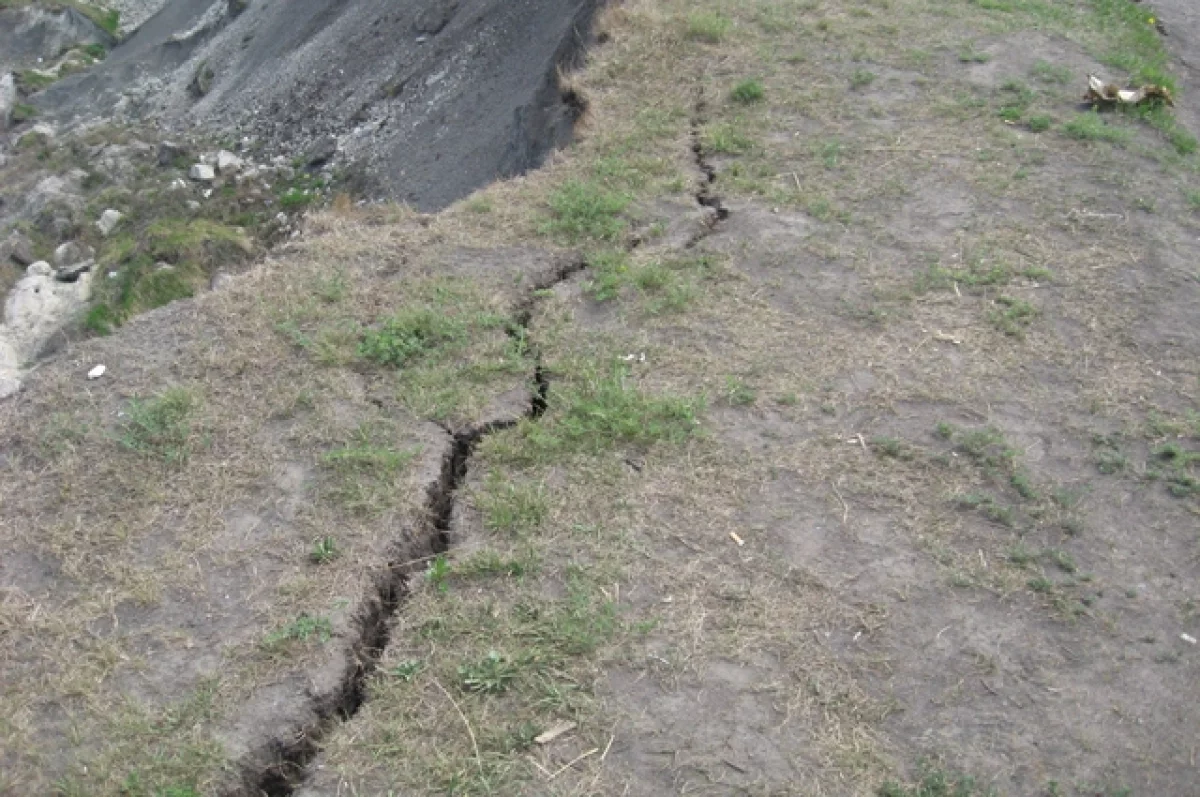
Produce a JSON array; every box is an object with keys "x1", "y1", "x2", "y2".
[{"x1": 2, "y1": 0, "x2": 1199, "y2": 796}]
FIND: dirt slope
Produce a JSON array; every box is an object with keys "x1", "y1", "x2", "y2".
[
  {"x1": 35, "y1": 0, "x2": 598, "y2": 208},
  {"x1": 2, "y1": 0, "x2": 1199, "y2": 796}
]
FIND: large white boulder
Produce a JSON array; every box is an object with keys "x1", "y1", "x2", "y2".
[{"x1": 0, "y1": 73, "x2": 14, "y2": 131}]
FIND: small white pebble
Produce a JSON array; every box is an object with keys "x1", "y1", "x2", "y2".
[
  {"x1": 87, "y1": 365, "x2": 106, "y2": 380},
  {"x1": 1183, "y1": 633, "x2": 1198, "y2": 645}
]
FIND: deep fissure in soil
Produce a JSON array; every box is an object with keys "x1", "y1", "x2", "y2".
[
  {"x1": 245, "y1": 264, "x2": 582, "y2": 796},
  {"x1": 690, "y1": 95, "x2": 731, "y2": 225}
]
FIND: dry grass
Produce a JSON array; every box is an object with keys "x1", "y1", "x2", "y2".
[{"x1": 3, "y1": 0, "x2": 1199, "y2": 794}]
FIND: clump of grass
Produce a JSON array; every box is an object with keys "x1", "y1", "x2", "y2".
[
  {"x1": 1027, "y1": 114, "x2": 1053, "y2": 133},
  {"x1": 309, "y1": 536, "x2": 340, "y2": 564},
  {"x1": 476, "y1": 474, "x2": 548, "y2": 535},
  {"x1": 731, "y1": 78, "x2": 765, "y2": 104},
  {"x1": 17, "y1": 69, "x2": 57, "y2": 93},
  {"x1": 955, "y1": 426, "x2": 1016, "y2": 472},
  {"x1": 263, "y1": 614, "x2": 333, "y2": 648},
  {"x1": 1005, "y1": 543, "x2": 1037, "y2": 567},
  {"x1": 686, "y1": 11, "x2": 731, "y2": 43},
  {"x1": 427, "y1": 555, "x2": 452, "y2": 593},
  {"x1": 872, "y1": 436, "x2": 914, "y2": 461},
  {"x1": 704, "y1": 123, "x2": 754, "y2": 155},
  {"x1": 1047, "y1": 549, "x2": 1077, "y2": 574},
  {"x1": 488, "y1": 364, "x2": 702, "y2": 464},
  {"x1": 89, "y1": 219, "x2": 253, "y2": 332},
  {"x1": 541, "y1": 180, "x2": 630, "y2": 243},
  {"x1": 11, "y1": 102, "x2": 39, "y2": 124},
  {"x1": 323, "y1": 444, "x2": 417, "y2": 473},
  {"x1": 118, "y1": 388, "x2": 199, "y2": 464},
  {"x1": 458, "y1": 651, "x2": 518, "y2": 694},
  {"x1": 279, "y1": 188, "x2": 315, "y2": 211},
  {"x1": 723, "y1": 376, "x2": 757, "y2": 406},
  {"x1": 1063, "y1": 112, "x2": 1131, "y2": 145},
  {"x1": 958, "y1": 44, "x2": 990, "y2": 63},
  {"x1": 358, "y1": 309, "x2": 464, "y2": 367},
  {"x1": 850, "y1": 68, "x2": 877, "y2": 89},
  {"x1": 988, "y1": 295, "x2": 1037, "y2": 336},
  {"x1": 1027, "y1": 576, "x2": 1054, "y2": 594},
  {"x1": 387, "y1": 659, "x2": 425, "y2": 682},
  {"x1": 952, "y1": 491, "x2": 1017, "y2": 526},
  {"x1": 879, "y1": 764, "x2": 996, "y2": 796},
  {"x1": 1010, "y1": 470, "x2": 1039, "y2": 500},
  {"x1": 1094, "y1": 447, "x2": 1127, "y2": 475}
]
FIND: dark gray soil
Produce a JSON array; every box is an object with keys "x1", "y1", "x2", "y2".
[
  {"x1": 0, "y1": 6, "x2": 115, "y2": 74},
  {"x1": 36, "y1": 0, "x2": 599, "y2": 208}
]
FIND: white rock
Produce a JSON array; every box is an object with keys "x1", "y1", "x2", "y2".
[
  {"x1": 0, "y1": 73, "x2": 15, "y2": 131},
  {"x1": 29, "y1": 123, "x2": 56, "y2": 141},
  {"x1": 188, "y1": 164, "x2": 216, "y2": 181},
  {"x1": 96, "y1": 208, "x2": 123, "y2": 237},
  {"x1": 216, "y1": 150, "x2": 242, "y2": 173},
  {"x1": 202, "y1": 188, "x2": 212, "y2": 199},
  {"x1": 0, "y1": 267, "x2": 94, "y2": 381},
  {"x1": 88, "y1": 364, "x2": 106, "y2": 380}
]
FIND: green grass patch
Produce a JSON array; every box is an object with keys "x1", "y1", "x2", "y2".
[
  {"x1": 988, "y1": 295, "x2": 1037, "y2": 336},
  {"x1": 17, "y1": 69, "x2": 57, "y2": 93},
  {"x1": 358, "y1": 308, "x2": 466, "y2": 367},
  {"x1": 11, "y1": 102, "x2": 39, "y2": 124},
  {"x1": 540, "y1": 180, "x2": 630, "y2": 243},
  {"x1": 263, "y1": 614, "x2": 333, "y2": 649},
  {"x1": 686, "y1": 11, "x2": 732, "y2": 43},
  {"x1": 731, "y1": 78, "x2": 765, "y2": 104},
  {"x1": 703, "y1": 123, "x2": 754, "y2": 155},
  {"x1": 1062, "y1": 112, "x2": 1131, "y2": 145},
  {"x1": 879, "y1": 763, "x2": 997, "y2": 796},
  {"x1": 486, "y1": 363, "x2": 702, "y2": 465},
  {"x1": 476, "y1": 474, "x2": 548, "y2": 535},
  {"x1": 118, "y1": 388, "x2": 200, "y2": 464}
]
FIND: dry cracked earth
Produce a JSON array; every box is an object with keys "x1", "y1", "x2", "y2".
[{"x1": 2, "y1": 0, "x2": 1200, "y2": 796}]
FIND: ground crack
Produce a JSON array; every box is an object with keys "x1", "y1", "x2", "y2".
[
  {"x1": 689, "y1": 93, "x2": 730, "y2": 242},
  {"x1": 245, "y1": 260, "x2": 586, "y2": 797}
]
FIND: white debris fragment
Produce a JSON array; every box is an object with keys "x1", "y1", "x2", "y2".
[
  {"x1": 87, "y1": 365, "x2": 106, "y2": 380},
  {"x1": 1183, "y1": 633, "x2": 1198, "y2": 645}
]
